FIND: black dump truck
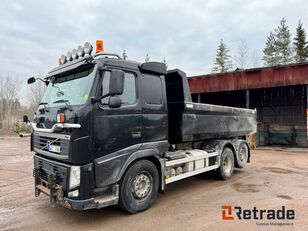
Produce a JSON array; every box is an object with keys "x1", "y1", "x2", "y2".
[{"x1": 25, "y1": 40, "x2": 257, "y2": 213}]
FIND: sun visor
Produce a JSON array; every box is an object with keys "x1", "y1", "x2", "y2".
[{"x1": 46, "y1": 57, "x2": 93, "y2": 78}]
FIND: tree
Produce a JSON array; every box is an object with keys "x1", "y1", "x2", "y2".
[
  {"x1": 0, "y1": 76, "x2": 21, "y2": 130},
  {"x1": 263, "y1": 18, "x2": 293, "y2": 66},
  {"x1": 0, "y1": 78, "x2": 4, "y2": 128},
  {"x1": 234, "y1": 40, "x2": 249, "y2": 69},
  {"x1": 251, "y1": 49, "x2": 262, "y2": 68},
  {"x1": 122, "y1": 49, "x2": 128, "y2": 60},
  {"x1": 145, "y1": 53, "x2": 150, "y2": 62},
  {"x1": 0, "y1": 77, "x2": 4, "y2": 101},
  {"x1": 162, "y1": 56, "x2": 168, "y2": 69},
  {"x1": 3, "y1": 76, "x2": 19, "y2": 116},
  {"x1": 211, "y1": 39, "x2": 233, "y2": 73},
  {"x1": 27, "y1": 74, "x2": 46, "y2": 110},
  {"x1": 293, "y1": 20, "x2": 308, "y2": 62},
  {"x1": 274, "y1": 18, "x2": 293, "y2": 64},
  {"x1": 262, "y1": 32, "x2": 279, "y2": 66}
]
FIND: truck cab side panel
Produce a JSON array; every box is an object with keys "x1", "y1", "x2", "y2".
[{"x1": 93, "y1": 69, "x2": 168, "y2": 188}]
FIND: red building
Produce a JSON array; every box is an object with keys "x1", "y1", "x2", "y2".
[{"x1": 188, "y1": 62, "x2": 308, "y2": 146}]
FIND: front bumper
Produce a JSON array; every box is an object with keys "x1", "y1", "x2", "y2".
[
  {"x1": 33, "y1": 172, "x2": 119, "y2": 210},
  {"x1": 63, "y1": 189, "x2": 119, "y2": 210},
  {"x1": 33, "y1": 155, "x2": 119, "y2": 210},
  {"x1": 33, "y1": 168, "x2": 95, "y2": 210}
]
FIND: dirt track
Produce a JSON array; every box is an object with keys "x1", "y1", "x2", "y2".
[{"x1": 0, "y1": 137, "x2": 308, "y2": 231}]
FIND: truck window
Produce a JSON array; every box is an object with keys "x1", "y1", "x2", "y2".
[
  {"x1": 102, "y1": 71, "x2": 136, "y2": 105},
  {"x1": 142, "y1": 74, "x2": 163, "y2": 105},
  {"x1": 41, "y1": 66, "x2": 95, "y2": 106}
]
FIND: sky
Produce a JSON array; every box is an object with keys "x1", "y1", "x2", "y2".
[{"x1": 0, "y1": 0, "x2": 307, "y2": 105}]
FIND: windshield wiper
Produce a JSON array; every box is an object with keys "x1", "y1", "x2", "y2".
[{"x1": 53, "y1": 99, "x2": 70, "y2": 104}]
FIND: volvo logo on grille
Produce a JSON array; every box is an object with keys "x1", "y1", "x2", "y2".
[{"x1": 47, "y1": 141, "x2": 51, "y2": 150}]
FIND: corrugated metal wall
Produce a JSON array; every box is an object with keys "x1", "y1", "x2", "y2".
[
  {"x1": 250, "y1": 85, "x2": 306, "y2": 126},
  {"x1": 189, "y1": 62, "x2": 308, "y2": 94}
]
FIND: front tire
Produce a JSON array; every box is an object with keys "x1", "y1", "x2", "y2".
[
  {"x1": 119, "y1": 160, "x2": 159, "y2": 213},
  {"x1": 216, "y1": 147, "x2": 234, "y2": 180}
]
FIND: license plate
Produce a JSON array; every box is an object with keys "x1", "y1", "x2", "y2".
[{"x1": 48, "y1": 144, "x2": 61, "y2": 153}]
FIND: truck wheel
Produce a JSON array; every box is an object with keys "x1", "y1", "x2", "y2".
[
  {"x1": 216, "y1": 147, "x2": 234, "y2": 180},
  {"x1": 119, "y1": 160, "x2": 159, "y2": 213},
  {"x1": 237, "y1": 143, "x2": 249, "y2": 168}
]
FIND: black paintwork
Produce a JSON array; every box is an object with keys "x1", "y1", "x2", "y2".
[
  {"x1": 33, "y1": 103, "x2": 94, "y2": 164},
  {"x1": 92, "y1": 65, "x2": 169, "y2": 188},
  {"x1": 165, "y1": 69, "x2": 256, "y2": 143},
  {"x1": 33, "y1": 57, "x2": 170, "y2": 201},
  {"x1": 139, "y1": 62, "x2": 167, "y2": 75}
]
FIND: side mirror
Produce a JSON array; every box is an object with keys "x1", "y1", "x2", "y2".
[
  {"x1": 27, "y1": 77, "x2": 36, "y2": 85},
  {"x1": 109, "y1": 96, "x2": 122, "y2": 108},
  {"x1": 23, "y1": 115, "x2": 29, "y2": 123},
  {"x1": 109, "y1": 70, "x2": 125, "y2": 95}
]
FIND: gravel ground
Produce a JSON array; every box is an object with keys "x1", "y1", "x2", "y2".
[{"x1": 0, "y1": 137, "x2": 307, "y2": 231}]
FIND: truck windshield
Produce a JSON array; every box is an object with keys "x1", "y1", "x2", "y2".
[{"x1": 41, "y1": 66, "x2": 96, "y2": 107}]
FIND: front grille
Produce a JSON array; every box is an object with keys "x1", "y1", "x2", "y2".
[
  {"x1": 40, "y1": 165, "x2": 64, "y2": 185},
  {"x1": 33, "y1": 131, "x2": 70, "y2": 159},
  {"x1": 34, "y1": 156, "x2": 68, "y2": 191}
]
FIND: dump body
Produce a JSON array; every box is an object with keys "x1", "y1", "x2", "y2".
[
  {"x1": 168, "y1": 101, "x2": 256, "y2": 143},
  {"x1": 165, "y1": 69, "x2": 257, "y2": 144}
]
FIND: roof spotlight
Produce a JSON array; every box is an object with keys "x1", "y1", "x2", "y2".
[
  {"x1": 66, "y1": 51, "x2": 72, "y2": 61},
  {"x1": 84, "y1": 42, "x2": 93, "y2": 56},
  {"x1": 60, "y1": 54, "x2": 67, "y2": 65},
  {"x1": 77, "y1": 45, "x2": 85, "y2": 57},
  {"x1": 72, "y1": 49, "x2": 78, "y2": 60}
]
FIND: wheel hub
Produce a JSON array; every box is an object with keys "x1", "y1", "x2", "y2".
[
  {"x1": 223, "y1": 155, "x2": 232, "y2": 173},
  {"x1": 239, "y1": 146, "x2": 247, "y2": 162},
  {"x1": 132, "y1": 172, "x2": 152, "y2": 199}
]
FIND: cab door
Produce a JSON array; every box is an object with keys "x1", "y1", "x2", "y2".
[{"x1": 92, "y1": 69, "x2": 142, "y2": 160}]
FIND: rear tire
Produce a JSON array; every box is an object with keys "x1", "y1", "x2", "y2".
[
  {"x1": 119, "y1": 160, "x2": 159, "y2": 213},
  {"x1": 237, "y1": 143, "x2": 249, "y2": 168},
  {"x1": 216, "y1": 147, "x2": 234, "y2": 180}
]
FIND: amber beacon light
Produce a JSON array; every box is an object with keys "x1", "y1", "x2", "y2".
[{"x1": 96, "y1": 40, "x2": 104, "y2": 53}]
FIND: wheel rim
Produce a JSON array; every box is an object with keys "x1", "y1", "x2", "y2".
[
  {"x1": 132, "y1": 171, "x2": 152, "y2": 200},
  {"x1": 223, "y1": 155, "x2": 232, "y2": 174},
  {"x1": 239, "y1": 145, "x2": 248, "y2": 162}
]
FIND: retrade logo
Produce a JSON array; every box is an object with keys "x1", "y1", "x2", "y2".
[
  {"x1": 221, "y1": 205, "x2": 234, "y2": 220},
  {"x1": 221, "y1": 205, "x2": 295, "y2": 221}
]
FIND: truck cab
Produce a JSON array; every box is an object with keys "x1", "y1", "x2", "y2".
[{"x1": 28, "y1": 41, "x2": 256, "y2": 213}]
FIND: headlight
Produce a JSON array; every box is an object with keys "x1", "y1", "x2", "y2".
[
  {"x1": 69, "y1": 166, "x2": 80, "y2": 190},
  {"x1": 68, "y1": 189, "x2": 79, "y2": 198}
]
